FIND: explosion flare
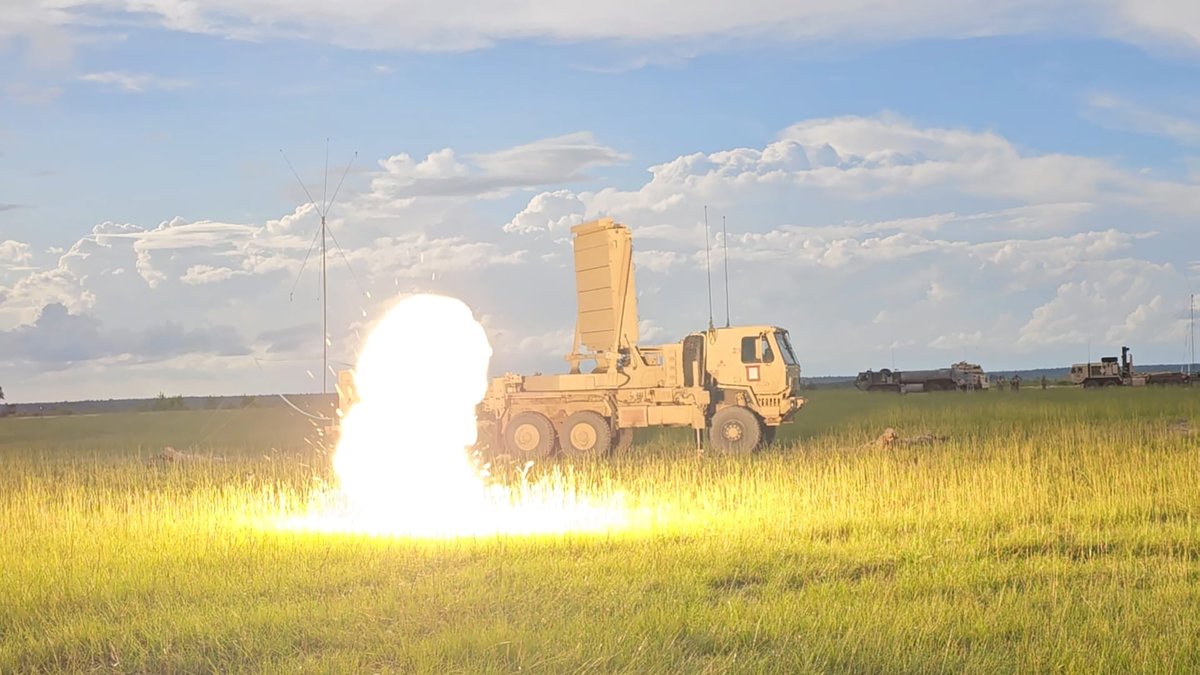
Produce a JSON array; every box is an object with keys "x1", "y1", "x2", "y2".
[{"x1": 283, "y1": 293, "x2": 627, "y2": 537}]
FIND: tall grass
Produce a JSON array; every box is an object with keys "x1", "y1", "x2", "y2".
[{"x1": 0, "y1": 389, "x2": 1197, "y2": 672}]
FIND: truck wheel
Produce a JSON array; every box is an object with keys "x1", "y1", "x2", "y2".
[
  {"x1": 709, "y1": 406, "x2": 762, "y2": 455},
  {"x1": 504, "y1": 412, "x2": 556, "y2": 459},
  {"x1": 561, "y1": 411, "x2": 612, "y2": 457}
]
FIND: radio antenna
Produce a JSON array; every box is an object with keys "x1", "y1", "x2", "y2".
[
  {"x1": 282, "y1": 140, "x2": 358, "y2": 396},
  {"x1": 722, "y1": 215, "x2": 731, "y2": 328},
  {"x1": 703, "y1": 206, "x2": 714, "y2": 332}
]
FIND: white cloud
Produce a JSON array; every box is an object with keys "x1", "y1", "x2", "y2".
[
  {"x1": 1018, "y1": 261, "x2": 1185, "y2": 347},
  {"x1": 360, "y1": 133, "x2": 626, "y2": 209},
  {"x1": 7, "y1": 0, "x2": 1200, "y2": 55},
  {"x1": 78, "y1": 70, "x2": 191, "y2": 93},
  {"x1": 1085, "y1": 92, "x2": 1200, "y2": 145},
  {"x1": 0, "y1": 240, "x2": 33, "y2": 264},
  {"x1": 181, "y1": 264, "x2": 241, "y2": 285},
  {"x1": 10, "y1": 116, "x2": 1200, "y2": 399},
  {"x1": 503, "y1": 189, "x2": 584, "y2": 234},
  {"x1": 500, "y1": 115, "x2": 1199, "y2": 373}
]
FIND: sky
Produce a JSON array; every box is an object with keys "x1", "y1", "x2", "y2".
[{"x1": 2, "y1": 0, "x2": 1200, "y2": 403}]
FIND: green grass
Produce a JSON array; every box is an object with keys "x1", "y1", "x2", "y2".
[{"x1": 1, "y1": 389, "x2": 1198, "y2": 673}]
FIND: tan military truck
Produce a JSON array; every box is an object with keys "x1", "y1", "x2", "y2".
[
  {"x1": 475, "y1": 217, "x2": 805, "y2": 457},
  {"x1": 1069, "y1": 347, "x2": 1143, "y2": 387},
  {"x1": 333, "y1": 217, "x2": 805, "y2": 456},
  {"x1": 1069, "y1": 346, "x2": 1190, "y2": 387}
]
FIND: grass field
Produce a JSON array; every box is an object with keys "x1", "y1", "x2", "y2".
[{"x1": 1, "y1": 388, "x2": 1198, "y2": 673}]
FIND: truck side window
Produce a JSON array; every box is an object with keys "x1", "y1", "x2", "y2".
[
  {"x1": 741, "y1": 336, "x2": 758, "y2": 363},
  {"x1": 760, "y1": 336, "x2": 774, "y2": 363}
]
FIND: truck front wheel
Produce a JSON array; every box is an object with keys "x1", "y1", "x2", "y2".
[
  {"x1": 505, "y1": 412, "x2": 556, "y2": 459},
  {"x1": 561, "y1": 411, "x2": 612, "y2": 457},
  {"x1": 709, "y1": 406, "x2": 762, "y2": 455}
]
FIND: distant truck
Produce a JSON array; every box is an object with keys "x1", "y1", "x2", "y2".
[
  {"x1": 855, "y1": 362, "x2": 988, "y2": 393},
  {"x1": 1069, "y1": 347, "x2": 1191, "y2": 387}
]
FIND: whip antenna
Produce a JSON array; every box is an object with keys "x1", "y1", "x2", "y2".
[
  {"x1": 703, "y1": 206, "x2": 714, "y2": 332},
  {"x1": 722, "y1": 215, "x2": 731, "y2": 328}
]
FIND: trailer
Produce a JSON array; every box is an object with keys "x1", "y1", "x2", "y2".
[{"x1": 855, "y1": 362, "x2": 987, "y2": 393}]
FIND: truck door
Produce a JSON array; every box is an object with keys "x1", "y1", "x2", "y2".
[{"x1": 683, "y1": 335, "x2": 705, "y2": 388}]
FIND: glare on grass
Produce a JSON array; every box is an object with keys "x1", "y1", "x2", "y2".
[{"x1": 280, "y1": 294, "x2": 628, "y2": 537}]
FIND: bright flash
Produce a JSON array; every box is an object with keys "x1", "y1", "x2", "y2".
[{"x1": 282, "y1": 294, "x2": 627, "y2": 537}]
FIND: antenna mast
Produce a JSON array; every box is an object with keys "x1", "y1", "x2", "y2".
[
  {"x1": 321, "y1": 213, "x2": 328, "y2": 394},
  {"x1": 703, "y1": 206, "x2": 714, "y2": 331},
  {"x1": 722, "y1": 215, "x2": 731, "y2": 328},
  {"x1": 282, "y1": 142, "x2": 358, "y2": 397}
]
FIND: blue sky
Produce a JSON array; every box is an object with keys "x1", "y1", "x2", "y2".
[{"x1": 2, "y1": 1, "x2": 1200, "y2": 401}]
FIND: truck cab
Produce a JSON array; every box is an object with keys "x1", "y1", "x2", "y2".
[{"x1": 691, "y1": 326, "x2": 803, "y2": 425}]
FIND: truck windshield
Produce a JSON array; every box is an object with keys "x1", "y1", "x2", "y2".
[{"x1": 774, "y1": 331, "x2": 798, "y2": 366}]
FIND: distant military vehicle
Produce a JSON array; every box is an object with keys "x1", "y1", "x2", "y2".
[
  {"x1": 336, "y1": 217, "x2": 806, "y2": 456},
  {"x1": 855, "y1": 362, "x2": 989, "y2": 393},
  {"x1": 1069, "y1": 347, "x2": 1190, "y2": 387}
]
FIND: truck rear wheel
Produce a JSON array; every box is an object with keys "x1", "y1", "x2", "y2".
[
  {"x1": 504, "y1": 412, "x2": 556, "y2": 459},
  {"x1": 709, "y1": 406, "x2": 762, "y2": 455},
  {"x1": 561, "y1": 411, "x2": 612, "y2": 457}
]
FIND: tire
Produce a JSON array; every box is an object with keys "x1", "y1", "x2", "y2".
[
  {"x1": 504, "y1": 412, "x2": 556, "y2": 459},
  {"x1": 561, "y1": 411, "x2": 612, "y2": 457},
  {"x1": 709, "y1": 406, "x2": 762, "y2": 455}
]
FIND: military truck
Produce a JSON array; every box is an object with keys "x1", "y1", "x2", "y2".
[
  {"x1": 474, "y1": 218, "x2": 805, "y2": 457},
  {"x1": 1069, "y1": 347, "x2": 1190, "y2": 387},
  {"x1": 1070, "y1": 347, "x2": 1143, "y2": 387},
  {"x1": 335, "y1": 217, "x2": 806, "y2": 456},
  {"x1": 855, "y1": 362, "x2": 988, "y2": 393}
]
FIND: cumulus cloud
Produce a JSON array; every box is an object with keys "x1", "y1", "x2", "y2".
[
  {"x1": 9, "y1": 115, "x2": 1200, "y2": 399},
  {"x1": 181, "y1": 264, "x2": 241, "y2": 285},
  {"x1": 498, "y1": 114, "x2": 1199, "y2": 371},
  {"x1": 0, "y1": 240, "x2": 33, "y2": 264},
  {"x1": 503, "y1": 189, "x2": 585, "y2": 234},
  {"x1": 1018, "y1": 261, "x2": 1185, "y2": 347}
]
